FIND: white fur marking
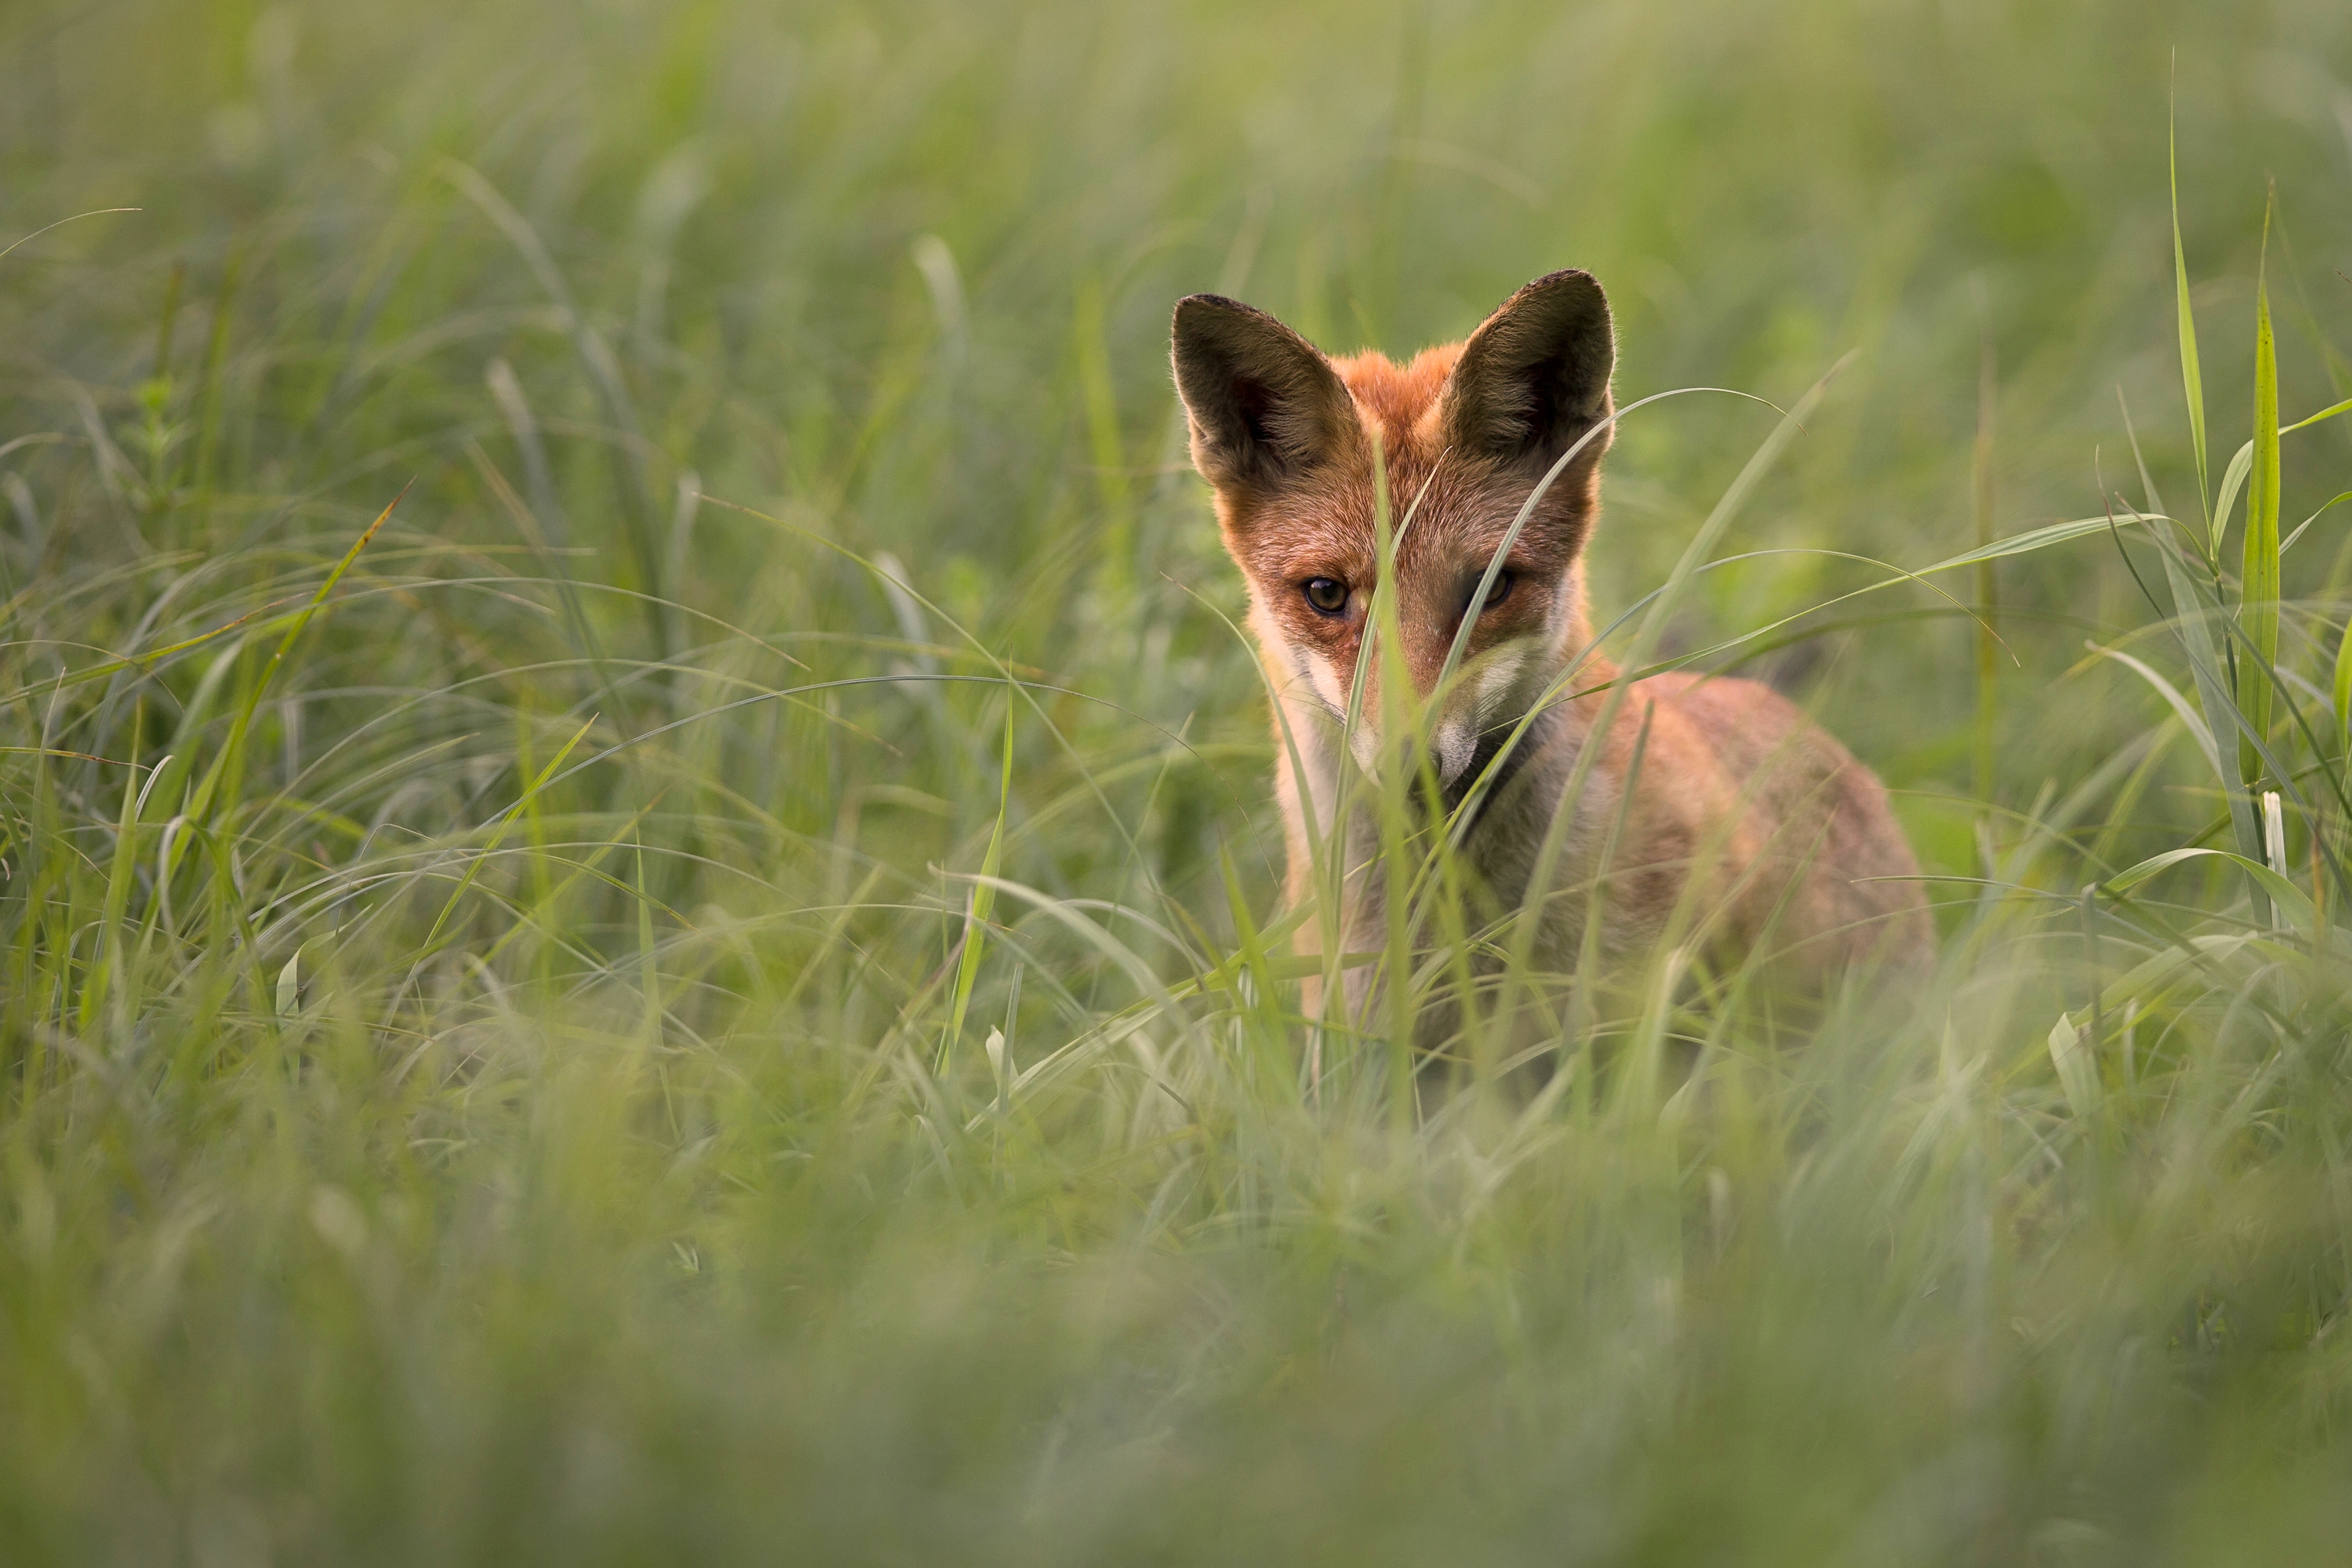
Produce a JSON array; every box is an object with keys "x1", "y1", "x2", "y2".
[
  {"x1": 1473, "y1": 648, "x2": 1528, "y2": 719},
  {"x1": 1434, "y1": 717, "x2": 1475, "y2": 784}
]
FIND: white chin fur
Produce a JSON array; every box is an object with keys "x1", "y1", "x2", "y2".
[
  {"x1": 1333, "y1": 645, "x2": 1537, "y2": 788},
  {"x1": 1346, "y1": 719, "x2": 1474, "y2": 787}
]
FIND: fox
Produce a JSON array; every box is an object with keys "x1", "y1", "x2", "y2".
[{"x1": 1169, "y1": 269, "x2": 1931, "y2": 1044}]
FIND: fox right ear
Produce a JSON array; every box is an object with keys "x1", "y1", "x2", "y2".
[
  {"x1": 1171, "y1": 295, "x2": 1356, "y2": 492},
  {"x1": 1444, "y1": 270, "x2": 1615, "y2": 477}
]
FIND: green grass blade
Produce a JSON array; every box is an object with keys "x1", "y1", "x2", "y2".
[
  {"x1": 1974, "y1": 337, "x2": 2000, "y2": 801},
  {"x1": 419, "y1": 713, "x2": 598, "y2": 956},
  {"x1": 78, "y1": 709, "x2": 147, "y2": 1030},
  {"x1": 0, "y1": 207, "x2": 140, "y2": 266},
  {"x1": 2334, "y1": 619, "x2": 2352, "y2": 741},
  {"x1": 2276, "y1": 492, "x2": 2349, "y2": 556},
  {"x1": 2212, "y1": 439, "x2": 2253, "y2": 562},
  {"x1": 2087, "y1": 643, "x2": 2221, "y2": 781},
  {"x1": 1916, "y1": 513, "x2": 2157, "y2": 574},
  {"x1": 2216, "y1": 393, "x2": 2352, "y2": 559},
  {"x1": 182, "y1": 484, "x2": 407, "y2": 831},
  {"x1": 274, "y1": 945, "x2": 302, "y2": 1019},
  {"x1": 2104, "y1": 845, "x2": 2314, "y2": 934},
  {"x1": 2282, "y1": 392, "x2": 2352, "y2": 435},
  {"x1": 2170, "y1": 92, "x2": 2212, "y2": 539},
  {"x1": 2153, "y1": 531, "x2": 2269, "y2": 919},
  {"x1": 2241, "y1": 195, "x2": 2280, "y2": 788},
  {"x1": 635, "y1": 838, "x2": 661, "y2": 1047},
  {"x1": 945, "y1": 695, "x2": 1017, "y2": 1061}
]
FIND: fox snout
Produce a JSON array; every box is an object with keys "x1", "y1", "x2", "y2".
[
  {"x1": 1348, "y1": 716, "x2": 1499, "y2": 804},
  {"x1": 1343, "y1": 638, "x2": 1547, "y2": 798}
]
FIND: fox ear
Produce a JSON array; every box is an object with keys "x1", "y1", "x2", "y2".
[
  {"x1": 1171, "y1": 295, "x2": 1357, "y2": 492},
  {"x1": 1444, "y1": 270, "x2": 1615, "y2": 475}
]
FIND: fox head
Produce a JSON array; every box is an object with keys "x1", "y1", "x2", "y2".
[{"x1": 1171, "y1": 269, "x2": 1616, "y2": 800}]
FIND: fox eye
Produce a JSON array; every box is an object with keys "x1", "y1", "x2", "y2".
[
  {"x1": 1302, "y1": 578, "x2": 1350, "y2": 615},
  {"x1": 1471, "y1": 571, "x2": 1516, "y2": 614}
]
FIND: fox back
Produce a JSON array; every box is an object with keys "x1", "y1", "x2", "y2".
[{"x1": 1170, "y1": 270, "x2": 1931, "y2": 1031}]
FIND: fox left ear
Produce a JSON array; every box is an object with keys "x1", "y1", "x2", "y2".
[
  {"x1": 1171, "y1": 293, "x2": 1358, "y2": 494},
  {"x1": 1444, "y1": 270, "x2": 1615, "y2": 476}
]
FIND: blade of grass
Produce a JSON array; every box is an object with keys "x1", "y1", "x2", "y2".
[
  {"x1": 2104, "y1": 845, "x2": 2314, "y2": 936},
  {"x1": 2211, "y1": 394, "x2": 2351, "y2": 560},
  {"x1": 2213, "y1": 439, "x2": 2254, "y2": 563},
  {"x1": 1974, "y1": 331, "x2": 1999, "y2": 800},
  {"x1": 2278, "y1": 492, "x2": 2352, "y2": 556},
  {"x1": 183, "y1": 484, "x2": 407, "y2": 831},
  {"x1": 0, "y1": 207, "x2": 140, "y2": 266},
  {"x1": 2170, "y1": 81, "x2": 2212, "y2": 544},
  {"x1": 2282, "y1": 393, "x2": 2352, "y2": 436},
  {"x1": 77, "y1": 706, "x2": 146, "y2": 1031},
  {"x1": 2241, "y1": 191, "x2": 2280, "y2": 788},
  {"x1": 943, "y1": 695, "x2": 1017, "y2": 1065},
  {"x1": 418, "y1": 712, "x2": 598, "y2": 956},
  {"x1": 2334, "y1": 620, "x2": 2352, "y2": 742},
  {"x1": 2149, "y1": 520, "x2": 2270, "y2": 920}
]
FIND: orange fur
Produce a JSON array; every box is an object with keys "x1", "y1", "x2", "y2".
[{"x1": 1171, "y1": 273, "x2": 1930, "y2": 1035}]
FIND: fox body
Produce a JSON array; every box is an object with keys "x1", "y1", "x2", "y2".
[{"x1": 1170, "y1": 270, "x2": 1929, "y2": 1030}]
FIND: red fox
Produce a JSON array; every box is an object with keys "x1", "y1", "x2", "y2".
[{"x1": 1171, "y1": 270, "x2": 1931, "y2": 1035}]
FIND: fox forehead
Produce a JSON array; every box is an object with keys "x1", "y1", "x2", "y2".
[
  {"x1": 1235, "y1": 480, "x2": 1568, "y2": 586},
  {"x1": 1220, "y1": 440, "x2": 1574, "y2": 587},
  {"x1": 1328, "y1": 343, "x2": 1464, "y2": 448},
  {"x1": 1214, "y1": 344, "x2": 1585, "y2": 585}
]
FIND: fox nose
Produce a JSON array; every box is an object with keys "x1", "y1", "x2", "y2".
[
  {"x1": 1432, "y1": 717, "x2": 1476, "y2": 785},
  {"x1": 1346, "y1": 715, "x2": 1479, "y2": 788}
]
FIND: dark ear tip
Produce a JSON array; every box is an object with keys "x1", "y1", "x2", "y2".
[
  {"x1": 1172, "y1": 293, "x2": 1269, "y2": 338},
  {"x1": 1517, "y1": 268, "x2": 1609, "y2": 311}
]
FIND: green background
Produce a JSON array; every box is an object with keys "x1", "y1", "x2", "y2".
[{"x1": 4, "y1": 1, "x2": 2351, "y2": 1561}]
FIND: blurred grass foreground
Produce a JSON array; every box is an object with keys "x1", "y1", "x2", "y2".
[{"x1": 7, "y1": 0, "x2": 2352, "y2": 1561}]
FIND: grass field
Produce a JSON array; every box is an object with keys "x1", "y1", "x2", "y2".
[{"x1": 6, "y1": 0, "x2": 2352, "y2": 1561}]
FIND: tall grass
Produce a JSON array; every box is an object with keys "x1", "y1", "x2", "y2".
[{"x1": 4, "y1": 0, "x2": 2352, "y2": 1560}]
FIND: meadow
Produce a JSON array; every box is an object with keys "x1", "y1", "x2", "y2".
[{"x1": 5, "y1": 0, "x2": 2352, "y2": 1560}]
